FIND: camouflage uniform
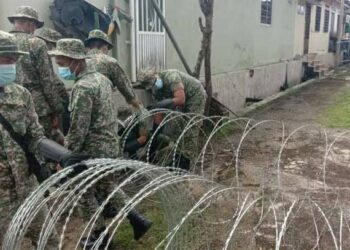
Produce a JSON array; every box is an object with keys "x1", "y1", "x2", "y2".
[
  {"x1": 0, "y1": 31, "x2": 58, "y2": 248},
  {"x1": 85, "y1": 30, "x2": 137, "y2": 104},
  {"x1": 35, "y1": 27, "x2": 69, "y2": 113},
  {"x1": 85, "y1": 30, "x2": 150, "y2": 158},
  {"x1": 8, "y1": 7, "x2": 64, "y2": 136},
  {"x1": 50, "y1": 39, "x2": 127, "y2": 229},
  {"x1": 140, "y1": 69, "x2": 207, "y2": 166}
]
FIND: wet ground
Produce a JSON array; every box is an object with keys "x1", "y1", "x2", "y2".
[{"x1": 206, "y1": 74, "x2": 350, "y2": 249}]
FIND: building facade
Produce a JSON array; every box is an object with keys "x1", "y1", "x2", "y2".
[{"x1": 0, "y1": 0, "x2": 346, "y2": 112}]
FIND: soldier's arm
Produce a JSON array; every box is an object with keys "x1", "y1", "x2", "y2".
[
  {"x1": 23, "y1": 88, "x2": 46, "y2": 152},
  {"x1": 64, "y1": 86, "x2": 92, "y2": 153},
  {"x1": 32, "y1": 39, "x2": 64, "y2": 114},
  {"x1": 54, "y1": 75, "x2": 69, "y2": 109},
  {"x1": 110, "y1": 61, "x2": 141, "y2": 108},
  {"x1": 165, "y1": 71, "x2": 186, "y2": 106}
]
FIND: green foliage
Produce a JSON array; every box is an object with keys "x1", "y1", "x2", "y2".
[
  {"x1": 318, "y1": 89, "x2": 350, "y2": 128},
  {"x1": 114, "y1": 201, "x2": 167, "y2": 249}
]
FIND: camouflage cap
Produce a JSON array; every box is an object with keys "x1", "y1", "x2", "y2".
[
  {"x1": 137, "y1": 68, "x2": 157, "y2": 90},
  {"x1": 8, "y1": 6, "x2": 44, "y2": 28},
  {"x1": 48, "y1": 39, "x2": 88, "y2": 59},
  {"x1": 84, "y1": 29, "x2": 114, "y2": 49},
  {"x1": 35, "y1": 28, "x2": 63, "y2": 44},
  {"x1": 0, "y1": 30, "x2": 28, "y2": 57}
]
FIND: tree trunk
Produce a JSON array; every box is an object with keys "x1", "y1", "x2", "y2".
[{"x1": 193, "y1": 0, "x2": 214, "y2": 115}]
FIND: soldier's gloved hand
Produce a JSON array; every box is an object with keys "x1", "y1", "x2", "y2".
[
  {"x1": 147, "y1": 99, "x2": 174, "y2": 110},
  {"x1": 38, "y1": 139, "x2": 90, "y2": 176},
  {"x1": 60, "y1": 154, "x2": 91, "y2": 176}
]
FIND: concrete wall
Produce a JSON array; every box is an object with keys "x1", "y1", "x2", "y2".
[
  {"x1": 315, "y1": 52, "x2": 336, "y2": 69},
  {"x1": 164, "y1": 0, "x2": 297, "y2": 74},
  {"x1": 294, "y1": 5, "x2": 306, "y2": 56},
  {"x1": 212, "y1": 60, "x2": 303, "y2": 112}
]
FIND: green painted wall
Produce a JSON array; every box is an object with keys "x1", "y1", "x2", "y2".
[{"x1": 164, "y1": 0, "x2": 297, "y2": 75}]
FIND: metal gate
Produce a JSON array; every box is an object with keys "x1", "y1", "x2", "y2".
[{"x1": 135, "y1": 0, "x2": 166, "y2": 72}]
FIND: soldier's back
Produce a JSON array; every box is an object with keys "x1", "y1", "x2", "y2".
[
  {"x1": 69, "y1": 71, "x2": 119, "y2": 158},
  {"x1": 11, "y1": 31, "x2": 54, "y2": 117}
]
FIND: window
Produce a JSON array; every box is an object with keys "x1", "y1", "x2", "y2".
[
  {"x1": 324, "y1": 9, "x2": 330, "y2": 32},
  {"x1": 261, "y1": 0, "x2": 272, "y2": 25},
  {"x1": 315, "y1": 6, "x2": 322, "y2": 32}
]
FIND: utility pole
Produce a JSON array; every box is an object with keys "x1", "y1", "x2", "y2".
[{"x1": 337, "y1": 0, "x2": 345, "y2": 65}]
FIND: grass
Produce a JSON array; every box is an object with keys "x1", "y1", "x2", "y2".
[
  {"x1": 114, "y1": 199, "x2": 168, "y2": 249},
  {"x1": 318, "y1": 88, "x2": 350, "y2": 128}
]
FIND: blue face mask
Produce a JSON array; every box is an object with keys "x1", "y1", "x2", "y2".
[
  {"x1": 0, "y1": 64, "x2": 16, "y2": 87},
  {"x1": 58, "y1": 67, "x2": 76, "y2": 81},
  {"x1": 154, "y1": 78, "x2": 163, "y2": 89}
]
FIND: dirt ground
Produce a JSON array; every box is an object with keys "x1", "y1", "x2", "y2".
[
  {"x1": 205, "y1": 74, "x2": 350, "y2": 249},
  {"x1": 33, "y1": 74, "x2": 350, "y2": 250}
]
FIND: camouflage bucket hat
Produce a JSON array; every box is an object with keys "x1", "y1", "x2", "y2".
[
  {"x1": 48, "y1": 39, "x2": 88, "y2": 59},
  {"x1": 0, "y1": 31, "x2": 28, "y2": 57},
  {"x1": 8, "y1": 6, "x2": 44, "y2": 28},
  {"x1": 84, "y1": 29, "x2": 114, "y2": 49},
  {"x1": 35, "y1": 28, "x2": 63, "y2": 44},
  {"x1": 137, "y1": 68, "x2": 157, "y2": 90}
]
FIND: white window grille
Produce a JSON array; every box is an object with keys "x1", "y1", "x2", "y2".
[
  {"x1": 324, "y1": 9, "x2": 330, "y2": 33},
  {"x1": 315, "y1": 6, "x2": 322, "y2": 32},
  {"x1": 260, "y1": 0, "x2": 272, "y2": 25},
  {"x1": 135, "y1": 0, "x2": 166, "y2": 72}
]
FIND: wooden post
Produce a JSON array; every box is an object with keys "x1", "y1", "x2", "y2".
[{"x1": 197, "y1": 0, "x2": 214, "y2": 115}]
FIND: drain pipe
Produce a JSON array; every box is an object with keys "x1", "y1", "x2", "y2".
[{"x1": 130, "y1": 0, "x2": 137, "y2": 82}]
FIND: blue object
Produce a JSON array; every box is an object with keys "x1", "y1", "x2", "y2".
[
  {"x1": 155, "y1": 78, "x2": 164, "y2": 89},
  {"x1": 58, "y1": 67, "x2": 76, "y2": 80},
  {"x1": 0, "y1": 64, "x2": 16, "y2": 86}
]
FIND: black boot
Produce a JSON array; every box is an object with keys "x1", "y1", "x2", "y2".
[
  {"x1": 127, "y1": 209, "x2": 152, "y2": 240},
  {"x1": 80, "y1": 227, "x2": 109, "y2": 249},
  {"x1": 102, "y1": 203, "x2": 118, "y2": 219}
]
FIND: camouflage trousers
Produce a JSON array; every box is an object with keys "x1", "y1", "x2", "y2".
[
  {"x1": 155, "y1": 98, "x2": 206, "y2": 168},
  {"x1": 39, "y1": 115, "x2": 53, "y2": 137},
  {"x1": 0, "y1": 189, "x2": 59, "y2": 249},
  {"x1": 155, "y1": 121, "x2": 200, "y2": 168},
  {"x1": 79, "y1": 175, "x2": 129, "y2": 230}
]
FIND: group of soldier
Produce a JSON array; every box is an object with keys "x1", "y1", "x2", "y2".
[{"x1": 0, "y1": 4, "x2": 207, "y2": 249}]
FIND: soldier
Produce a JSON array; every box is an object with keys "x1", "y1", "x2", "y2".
[
  {"x1": 34, "y1": 28, "x2": 63, "y2": 50},
  {"x1": 84, "y1": 29, "x2": 142, "y2": 110},
  {"x1": 49, "y1": 39, "x2": 151, "y2": 248},
  {"x1": 7, "y1": 6, "x2": 64, "y2": 137},
  {"x1": 85, "y1": 29, "x2": 149, "y2": 163},
  {"x1": 35, "y1": 28, "x2": 70, "y2": 141},
  {"x1": 138, "y1": 69, "x2": 207, "y2": 169},
  {"x1": 0, "y1": 30, "x2": 86, "y2": 249}
]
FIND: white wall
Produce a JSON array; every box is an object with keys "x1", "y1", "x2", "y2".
[
  {"x1": 294, "y1": 5, "x2": 306, "y2": 56},
  {"x1": 308, "y1": 4, "x2": 331, "y2": 54},
  {"x1": 212, "y1": 60, "x2": 303, "y2": 113}
]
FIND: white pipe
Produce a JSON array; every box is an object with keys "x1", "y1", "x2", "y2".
[{"x1": 130, "y1": 0, "x2": 137, "y2": 82}]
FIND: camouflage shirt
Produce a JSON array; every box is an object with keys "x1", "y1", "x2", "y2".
[
  {"x1": 156, "y1": 69, "x2": 207, "y2": 112},
  {"x1": 65, "y1": 68, "x2": 120, "y2": 158},
  {"x1": 10, "y1": 30, "x2": 64, "y2": 117},
  {"x1": 87, "y1": 49, "x2": 136, "y2": 103},
  {"x1": 0, "y1": 84, "x2": 45, "y2": 201}
]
